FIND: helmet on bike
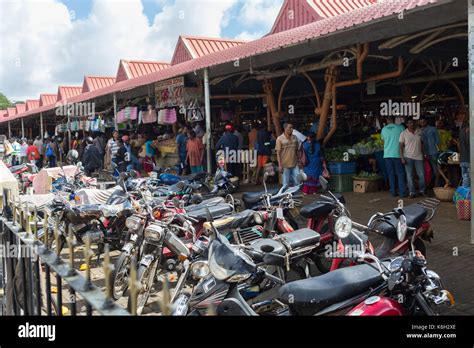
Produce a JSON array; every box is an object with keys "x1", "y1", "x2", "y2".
[{"x1": 86, "y1": 137, "x2": 94, "y2": 145}]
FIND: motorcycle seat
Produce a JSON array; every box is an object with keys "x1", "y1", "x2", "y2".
[
  {"x1": 246, "y1": 229, "x2": 320, "y2": 267},
  {"x1": 375, "y1": 204, "x2": 428, "y2": 239},
  {"x1": 186, "y1": 204, "x2": 233, "y2": 222},
  {"x1": 242, "y1": 188, "x2": 279, "y2": 208},
  {"x1": 211, "y1": 209, "x2": 256, "y2": 230},
  {"x1": 187, "y1": 197, "x2": 225, "y2": 211},
  {"x1": 247, "y1": 239, "x2": 287, "y2": 266},
  {"x1": 299, "y1": 194, "x2": 346, "y2": 219},
  {"x1": 278, "y1": 228, "x2": 321, "y2": 249},
  {"x1": 278, "y1": 262, "x2": 385, "y2": 315}
]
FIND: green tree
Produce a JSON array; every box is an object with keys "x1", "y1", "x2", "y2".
[{"x1": 0, "y1": 93, "x2": 14, "y2": 109}]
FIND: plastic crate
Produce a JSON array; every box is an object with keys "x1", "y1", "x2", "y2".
[
  {"x1": 328, "y1": 161, "x2": 356, "y2": 175},
  {"x1": 329, "y1": 174, "x2": 354, "y2": 193}
]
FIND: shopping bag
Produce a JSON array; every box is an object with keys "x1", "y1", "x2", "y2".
[{"x1": 456, "y1": 199, "x2": 471, "y2": 220}]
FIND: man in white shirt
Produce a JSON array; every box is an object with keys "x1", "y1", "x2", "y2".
[
  {"x1": 106, "y1": 130, "x2": 120, "y2": 169},
  {"x1": 399, "y1": 118, "x2": 425, "y2": 198}
]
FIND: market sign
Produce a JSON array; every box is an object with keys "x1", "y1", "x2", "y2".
[{"x1": 155, "y1": 77, "x2": 185, "y2": 108}]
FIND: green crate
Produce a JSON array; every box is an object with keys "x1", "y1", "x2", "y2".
[{"x1": 329, "y1": 174, "x2": 354, "y2": 193}]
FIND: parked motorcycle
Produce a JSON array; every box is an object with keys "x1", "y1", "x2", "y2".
[
  {"x1": 315, "y1": 176, "x2": 438, "y2": 272},
  {"x1": 278, "y1": 210, "x2": 453, "y2": 316},
  {"x1": 200, "y1": 210, "x2": 453, "y2": 316},
  {"x1": 39, "y1": 172, "x2": 138, "y2": 253},
  {"x1": 172, "y1": 213, "x2": 321, "y2": 316}
]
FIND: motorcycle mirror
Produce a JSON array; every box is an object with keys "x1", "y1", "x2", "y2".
[
  {"x1": 319, "y1": 175, "x2": 328, "y2": 191},
  {"x1": 296, "y1": 171, "x2": 307, "y2": 184},
  {"x1": 191, "y1": 193, "x2": 203, "y2": 205},
  {"x1": 176, "y1": 181, "x2": 185, "y2": 191}
]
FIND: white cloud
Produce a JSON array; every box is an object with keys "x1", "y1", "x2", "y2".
[
  {"x1": 234, "y1": 30, "x2": 265, "y2": 41},
  {"x1": 0, "y1": 0, "x2": 239, "y2": 102},
  {"x1": 236, "y1": 0, "x2": 283, "y2": 29}
]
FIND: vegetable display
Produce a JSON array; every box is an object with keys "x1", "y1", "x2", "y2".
[{"x1": 325, "y1": 146, "x2": 358, "y2": 162}]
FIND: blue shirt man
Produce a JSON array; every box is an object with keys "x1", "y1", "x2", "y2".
[
  {"x1": 381, "y1": 118, "x2": 407, "y2": 197},
  {"x1": 420, "y1": 121, "x2": 440, "y2": 155}
]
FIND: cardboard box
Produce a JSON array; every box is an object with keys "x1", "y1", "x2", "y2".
[{"x1": 353, "y1": 179, "x2": 380, "y2": 193}]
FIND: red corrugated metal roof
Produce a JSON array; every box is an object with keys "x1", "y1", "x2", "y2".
[
  {"x1": 82, "y1": 76, "x2": 116, "y2": 93},
  {"x1": 39, "y1": 93, "x2": 58, "y2": 107},
  {"x1": 15, "y1": 104, "x2": 26, "y2": 115},
  {"x1": 271, "y1": 0, "x2": 378, "y2": 34},
  {"x1": 171, "y1": 36, "x2": 247, "y2": 65},
  {"x1": 57, "y1": 86, "x2": 82, "y2": 102},
  {"x1": 10, "y1": 0, "x2": 440, "y2": 122},
  {"x1": 307, "y1": 0, "x2": 377, "y2": 18},
  {"x1": 116, "y1": 60, "x2": 170, "y2": 82},
  {"x1": 7, "y1": 107, "x2": 17, "y2": 120},
  {"x1": 26, "y1": 99, "x2": 40, "y2": 111}
]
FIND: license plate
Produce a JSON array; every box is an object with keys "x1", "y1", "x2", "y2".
[
  {"x1": 122, "y1": 243, "x2": 134, "y2": 253},
  {"x1": 140, "y1": 255, "x2": 154, "y2": 267},
  {"x1": 203, "y1": 277, "x2": 216, "y2": 293},
  {"x1": 276, "y1": 208, "x2": 284, "y2": 220}
]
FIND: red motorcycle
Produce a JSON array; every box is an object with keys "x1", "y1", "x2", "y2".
[
  {"x1": 303, "y1": 176, "x2": 438, "y2": 273},
  {"x1": 317, "y1": 190, "x2": 439, "y2": 272}
]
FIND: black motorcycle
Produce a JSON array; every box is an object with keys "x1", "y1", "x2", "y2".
[
  {"x1": 172, "y1": 219, "x2": 321, "y2": 316},
  {"x1": 39, "y1": 173, "x2": 137, "y2": 253}
]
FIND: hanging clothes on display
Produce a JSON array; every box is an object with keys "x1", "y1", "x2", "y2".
[{"x1": 142, "y1": 106, "x2": 158, "y2": 124}]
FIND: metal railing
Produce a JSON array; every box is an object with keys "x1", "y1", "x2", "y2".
[{"x1": 0, "y1": 188, "x2": 131, "y2": 316}]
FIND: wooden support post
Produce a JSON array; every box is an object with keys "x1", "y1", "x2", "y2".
[
  {"x1": 263, "y1": 79, "x2": 282, "y2": 135},
  {"x1": 317, "y1": 66, "x2": 337, "y2": 141}
]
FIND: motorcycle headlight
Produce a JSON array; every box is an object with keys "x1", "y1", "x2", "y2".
[
  {"x1": 100, "y1": 205, "x2": 119, "y2": 217},
  {"x1": 144, "y1": 223, "x2": 164, "y2": 241},
  {"x1": 253, "y1": 212, "x2": 264, "y2": 225},
  {"x1": 334, "y1": 216, "x2": 352, "y2": 239},
  {"x1": 125, "y1": 216, "x2": 142, "y2": 231},
  {"x1": 191, "y1": 261, "x2": 210, "y2": 279},
  {"x1": 397, "y1": 214, "x2": 407, "y2": 242}
]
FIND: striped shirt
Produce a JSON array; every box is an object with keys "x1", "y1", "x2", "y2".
[{"x1": 107, "y1": 138, "x2": 120, "y2": 158}]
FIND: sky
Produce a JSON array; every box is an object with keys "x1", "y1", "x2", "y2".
[{"x1": 0, "y1": 0, "x2": 284, "y2": 102}]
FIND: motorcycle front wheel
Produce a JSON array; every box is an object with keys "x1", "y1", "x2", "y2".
[
  {"x1": 112, "y1": 251, "x2": 131, "y2": 300},
  {"x1": 127, "y1": 262, "x2": 158, "y2": 315}
]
